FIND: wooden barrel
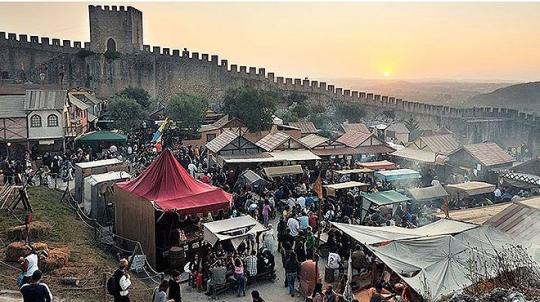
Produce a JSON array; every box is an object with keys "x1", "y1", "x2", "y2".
[{"x1": 168, "y1": 246, "x2": 185, "y2": 270}]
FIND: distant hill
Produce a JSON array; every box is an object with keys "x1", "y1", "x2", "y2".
[
  {"x1": 324, "y1": 78, "x2": 512, "y2": 108},
  {"x1": 469, "y1": 82, "x2": 540, "y2": 113}
]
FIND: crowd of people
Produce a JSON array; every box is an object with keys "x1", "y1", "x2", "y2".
[{"x1": 6, "y1": 122, "x2": 537, "y2": 302}]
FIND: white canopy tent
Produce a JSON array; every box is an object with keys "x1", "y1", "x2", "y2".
[
  {"x1": 203, "y1": 215, "x2": 268, "y2": 249},
  {"x1": 332, "y1": 219, "x2": 477, "y2": 245},
  {"x1": 368, "y1": 226, "x2": 533, "y2": 300}
]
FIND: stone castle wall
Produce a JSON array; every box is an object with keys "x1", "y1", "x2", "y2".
[{"x1": 1, "y1": 30, "x2": 539, "y2": 152}]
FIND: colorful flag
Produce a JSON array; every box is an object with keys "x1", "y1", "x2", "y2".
[
  {"x1": 151, "y1": 118, "x2": 169, "y2": 143},
  {"x1": 442, "y1": 197, "x2": 450, "y2": 219},
  {"x1": 314, "y1": 176, "x2": 323, "y2": 200}
]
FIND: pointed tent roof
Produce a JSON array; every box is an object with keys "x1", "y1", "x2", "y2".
[{"x1": 116, "y1": 150, "x2": 232, "y2": 214}]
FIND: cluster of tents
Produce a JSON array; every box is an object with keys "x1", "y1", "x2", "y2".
[{"x1": 333, "y1": 219, "x2": 540, "y2": 300}]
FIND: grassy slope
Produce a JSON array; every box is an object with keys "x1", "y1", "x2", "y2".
[{"x1": 0, "y1": 187, "x2": 151, "y2": 301}]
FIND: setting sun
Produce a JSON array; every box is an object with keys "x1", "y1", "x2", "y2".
[{"x1": 384, "y1": 71, "x2": 391, "y2": 78}]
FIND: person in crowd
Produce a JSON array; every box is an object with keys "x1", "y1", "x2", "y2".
[
  {"x1": 113, "y1": 258, "x2": 131, "y2": 302},
  {"x1": 20, "y1": 246, "x2": 39, "y2": 285},
  {"x1": 245, "y1": 250, "x2": 258, "y2": 277},
  {"x1": 207, "y1": 260, "x2": 227, "y2": 300},
  {"x1": 299, "y1": 254, "x2": 319, "y2": 297},
  {"x1": 311, "y1": 283, "x2": 324, "y2": 302},
  {"x1": 262, "y1": 200, "x2": 272, "y2": 226},
  {"x1": 168, "y1": 270, "x2": 182, "y2": 302},
  {"x1": 285, "y1": 251, "x2": 299, "y2": 297},
  {"x1": 251, "y1": 290, "x2": 265, "y2": 302},
  {"x1": 287, "y1": 213, "x2": 300, "y2": 238},
  {"x1": 152, "y1": 280, "x2": 172, "y2": 302},
  {"x1": 20, "y1": 270, "x2": 52, "y2": 302},
  {"x1": 324, "y1": 285, "x2": 341, "y2": 302},
  {"x1": 233, "y1": 257, "x2": 246, "y2": 297},
  {"x1": 298, "y1": 210, "x2": 309, "y2": 235}
]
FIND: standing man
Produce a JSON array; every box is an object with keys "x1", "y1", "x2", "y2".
[
  {"x1": 20, "y1": 270, "x2": 52, "y2": 302},
  {"x1": 168, "y1": 270, "x2": 182, "y2": 302},
  {"x1": 20, "y1": 246, "x2": 39, "y2": 285},
  {"x1": 287, "y1": 213, "x2": 300, "y2": 239},
  {"x1": 113, "y1": 259, "x2": 131, "y2": 302}
]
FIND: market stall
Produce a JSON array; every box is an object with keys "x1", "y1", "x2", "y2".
[
  {"x1": 263, "y1": 164, "x2": 304, "y2": 178},
  {"x1": 203, "y1": 215, "x2": 268, "y2": 248},
  {"x1": 358, "y1": 160, "x2": 396, "y2": 171},
  {"x1": 360, "y1": 190, "x2": 410, "y2": 222},
  {"x1": 324, "y1": 181, "x2": 369, "y2": 197},
  {"x1": 374, "y1": 168, "x2": 421, "y2": 188},
  {"x1": 233, "y1": 169, "x2": 270, "y2": 192},
  {"x1": 406, "y1": 185, "x2": 448, "y2": 204},
  {"x1": 445, "y1": 181, "x2": 496, "y2": 208},
  {"x1": 113, "y1": 150, "x2": 233, "y2": 267},
  {"x1": 332, "y1": 168, "x2": 373, "y2": 183},
  {"x1": 83, "y1": 171, "x2": 131, "y2": 225},
  {"x1": 74, "y1": 158, "x2": 126, "y2": 203}
]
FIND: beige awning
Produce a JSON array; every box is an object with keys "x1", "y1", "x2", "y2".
[
  {"x1": 334, "y1": 168, "x2": 373, "y2": 175},
  {"x1": 445, "y1": 181, "x2": 495, "y2": 196},
  {"x1": 263, "y1": 165, "x2": 304, "y2": 178}
]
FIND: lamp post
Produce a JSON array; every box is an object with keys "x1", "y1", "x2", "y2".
[{"x1": 6, "y1": 142, "x2": 11, "y2": 159}]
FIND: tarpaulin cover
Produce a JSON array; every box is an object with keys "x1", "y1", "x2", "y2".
[
  {"x1": 116, "y1": 150, "x2": 232, "y2": 214},
  {"x1": 366, "y1": 226, "x2": 532, "y2": 300},
  {"x1": 406, "y1": 185, "x2": 448, "y2": 202},
  {"x1": 359, "y1": 160, "x2": 396, "y2": 170},
  {"x1": 203, "y1": 215, "x2": 267, "y2": 248},
  {"x1": 361, "y1": 190, "x2": 411, "y2": 206},
  {"x1": 332, "y1": 219, "x2": 477, "y2": 245}
]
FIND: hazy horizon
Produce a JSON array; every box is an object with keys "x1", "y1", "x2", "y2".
[{"x1": 1, "y1": 2, "x2": 539, "y2": 82}]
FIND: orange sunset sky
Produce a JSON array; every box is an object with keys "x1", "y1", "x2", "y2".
[{"x1": 0, "y1": 2, "x2": 539, "y2": 82}]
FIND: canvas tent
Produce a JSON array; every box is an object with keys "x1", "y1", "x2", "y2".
[
  {"x1": 113, "y1": 150, "x2": 233, "y2": 266},
  {"x1": 203, "y1": 215, "x2": 267, "y2": 249},
  {"x1": 360, "y1": 190, "x2": 410, "y2": 221},
  {"x1": 406, "y1": 185, "x2": 448, "y2": 203},
  {"x1": 83, "y1": 171, "x2": 131, "y2": 224},
  {"x1": 263, "y1": 165, "x2": 304, "y2": 178},
  {"x1": 445, "y1": 181, "x2": 495, "y2": 197},
  {"x1": 234, "y1": 169, "x2": 270, "y2": 192},
  {"x1": 334, "y1": 222, "x2": 535, "y2": 300},
  {"x1": 74, "y1": 158, "x2": 126, "y2": 203},
  {"x1": 332, "y1": 219, "x2": 477, "y2": 245}
]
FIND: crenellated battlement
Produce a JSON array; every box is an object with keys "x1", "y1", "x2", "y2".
[{"x1": 0, "y1": 31, "x2": 87, "y2": 52}]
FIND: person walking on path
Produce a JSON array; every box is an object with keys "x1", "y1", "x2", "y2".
[
  {"x1": 285, "y1": 251, "x2": 299, "y2": 297},
  {"x1": 20, "y1": 270, "x2": 52, "y2": 302}
]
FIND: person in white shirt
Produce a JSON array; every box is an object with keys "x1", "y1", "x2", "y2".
[
  {"x1": 296, "y1": 196, "x2": 306, "y2": 208},
  {"x1": 287, "y1": 197, "x2": 296, "y2": 209},
  {"x1": 188, "y1": 162, "x2": 197, "y2": 177},
  {"x1": 327, "y1": 249, "x2": 342, "y2": 270},
  {"x1": 287, "y1": 214, "x2": 300, "y2": 237},
  {"x1": 21, "y1": 246, "x2": 39, "y2": 285},
  {"x1": 113, "y1": 259, "x2": 132, "y2": 302}
]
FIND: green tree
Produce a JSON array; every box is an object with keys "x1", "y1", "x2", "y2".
[
  {"x1": 291, "y1": 103, "x2": 310, "y2": 119},
  {"x1": 335, "y1": 102, "x2": 366, "y2": 123},
  {"x1": 116, "y1": 87, "x2": 152, "y2": 108},
  {"x1": 223, "y1": 86, "x2": 277, "y2": 131},
  {"x1": 165, "y1": 93, "x2": 208, "y2": 134},
  {"x1": 281, "y1": 110, "x2": 299, "y2": 123},
  {"x1": 311, "y1": 104, "x2": 326, "y2": 114},
  {"x1": 286, "y1": 92, "x2": 308, "y2": 106},
  {"x1": 109, "y1": 96, "x2": 147, "y2": 132}
]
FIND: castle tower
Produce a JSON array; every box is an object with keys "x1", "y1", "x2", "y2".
[{"x1": 88, "y1": 5, "x2": 143, "y2": 54}]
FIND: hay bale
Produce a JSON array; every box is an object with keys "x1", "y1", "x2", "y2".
[
  {"x1": 4, "y1": 241, "x2": 49, "y2": 262},
  {"x1": 40, "y1": 247, "x2": 70, "y2": 273},
  {"x1": 6, "y1": 222, "x2": 52, "y2": 241}
]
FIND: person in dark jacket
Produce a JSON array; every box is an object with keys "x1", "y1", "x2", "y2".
[
  {"x1": 168, "y1": 270, "x2": 182, "y2": 302},
  {"x1": 285, "y1": 251, "x2": 299, "y2": 297},
  {"x1": 20, "y1": 270, "x2": 52, "y2": 302}
]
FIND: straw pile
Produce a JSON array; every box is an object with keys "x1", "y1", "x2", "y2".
[
  {"x1": 40, "y1": 247, "x2": 70, "y2": 272},
  {"x1": 4, "y1": 241, "x2": 49, "y2": 262},
  {"x1": 6, "y1": 222, "x2": 52, "y2": 241}
]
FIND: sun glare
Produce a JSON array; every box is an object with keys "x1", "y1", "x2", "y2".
[{"x1": 383, "y1": 71, "x2": 391, "y2": 78}]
